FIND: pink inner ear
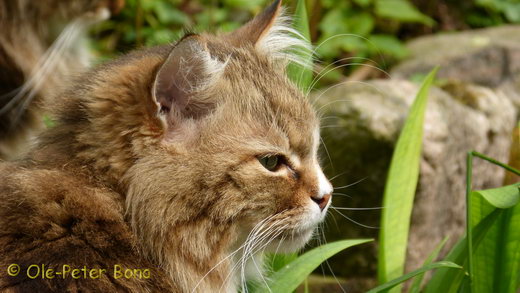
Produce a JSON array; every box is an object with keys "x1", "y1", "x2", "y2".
[{"x1": 153, "y1": 36, "x2": 209, "y2": 117}]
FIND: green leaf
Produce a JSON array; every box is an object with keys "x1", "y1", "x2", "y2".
[
  {"x1": 368, "y1": 261, "x2": 462, "y2": 293},
  {"x1": 264, "y1": 253, "x2": 297, "y2": 274},
  {"x1": 408, "y1": 237, "x2": 449, "y2": 293},
  {"x1": 353, "y1": 0, "x2": 372, "y2": 7},
  {"x1": 369, "y1": 34, "x2": 408, "y2": 59},
  {"x1": 470, "y1": 183, "x2": 520, "y2": 293},
  {"x1": 471, "y1": 183, "x2": 520, "y2": 209},
  {"x1": 347, "y1": 12, "x2": 375, "y2": 36},
  {"x1": 377, "y1": 68, "x2": 438, "y2": 293},
  {"x1": 374, "y1": 0, "x2": 434, "y2": 26},
  {"x1": 504, "y1": 3, "x2": 520, "y2": 23},
  {"x1": 287, "y1": 0, "x2": 313, "y2": 91},
  {"x1": 257, "y1": 239, "x2": 372, "y2": 293},
  {"x1": 423, "y1": 209, "x2": 502, "y2": 293}
]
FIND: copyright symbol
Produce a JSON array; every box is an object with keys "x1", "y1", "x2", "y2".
[{"x1": 7, "y1": 264, "x2": 20, "y2": 276}]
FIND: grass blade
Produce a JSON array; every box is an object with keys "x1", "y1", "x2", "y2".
[
  {"x1": 408, "y1": 236, "x2": 449, "y2": 293},
  {"x1": 286, "y1": 0, "x2": 312, "y2": 91},
  {"x1": 257, "y1": 239, "x2": 372, "y2": 293},
  {"x1": 377, "y1": 68, "x2": 438, "y2": 292},
  {"x1": 368, "y1": 261, "x2": 462, "y2": 293}
]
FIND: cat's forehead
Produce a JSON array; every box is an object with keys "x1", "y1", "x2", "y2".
[{"x1": 218, "y1": 50, "x2": 319, "y2": 157}]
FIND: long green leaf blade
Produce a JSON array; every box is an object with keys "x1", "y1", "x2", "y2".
[
  {"x1": 377, "y1": 68, "x2": 438, "y2": 292},
  {"x1": 258, "y1": 239, "x2": 372, "y2": 293},
  {"x1": 287, "y1": 0, "x2": 312, "y2": 91},
  {"x1": 368, "y1": 261, "x2": 461, "y2": 293}
]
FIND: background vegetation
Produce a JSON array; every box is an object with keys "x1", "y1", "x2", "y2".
[{"x1": 91, "y1": 0, "x2": 520, "y2": 87}]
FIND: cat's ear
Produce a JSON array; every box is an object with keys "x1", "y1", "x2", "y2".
[
  {"x1": 152, "y1": 35, "x2": 226, "y2": 121},
  {"x1": 228, "y1": 0, "x2": 282, "y2": 47},
  {"x1": 226, "y1": 0, "x2": 311, "y2": 68}
]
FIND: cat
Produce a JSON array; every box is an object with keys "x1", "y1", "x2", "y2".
[
  {"x1": 0, "y1": 1, "x2": 333, "y2": 292},
  {"x1": 0, "y1": 0, "x2": 124, "y2": 160}
]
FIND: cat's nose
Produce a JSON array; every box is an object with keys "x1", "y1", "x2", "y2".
[
  {"x1": 312, "y1": 167, "x2": 333, "y2": 211},
  {"x1": 311, "y1": 193, "x2": 331, "y2": 211}
]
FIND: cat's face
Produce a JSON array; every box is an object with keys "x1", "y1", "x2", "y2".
[
  {"x1": 122, "y1": 0, "x2": 332, "y2": 263},
  {"x1": 175, "y1": 46, "x2": 332, "y2": 252}
]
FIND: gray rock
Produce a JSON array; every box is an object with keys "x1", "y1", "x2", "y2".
[
  {"x1": 392, "y1": 25, "x2": 520, "y2": 95},
  {"x1": 314, "y1": 79, "x2": 516, "y2": 283}
]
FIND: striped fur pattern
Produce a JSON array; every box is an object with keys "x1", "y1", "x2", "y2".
[{"x1": 0, "y1": 1, "x2": 332, "y2": 292}]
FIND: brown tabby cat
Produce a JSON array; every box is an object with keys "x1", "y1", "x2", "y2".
[
  {"x1": 0, "y1": 1, "x2": 333, "y2": 292},
  {"x1": 0, "y1": 0, "x2": 123, "y2": 159}
]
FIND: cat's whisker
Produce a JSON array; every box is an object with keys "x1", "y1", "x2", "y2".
[
  {"x1": 315, "y1": 99, "x2": 353, "y2": 115},
  {"x1": 332, "y1": 206, "x2": 384, "y2": 210},
  {"x1": 298, "y1": 56, "x2": 371, "y2": 97},
  {"x1": 318, "y1": 224, "x2": 347, "y2": 293},
  {"x1": 2, "y1": 21, "x2": 74, "y2": 111},
  {"x1": 198, "y1": 215, "x2": 275, "y2": 293},
  {"x1": 328, "y1": 171, "x2": 348, "y2": 182},
  {"x1": 236, "y1": 221, "x2": 288, "y2": 293},
  {"x1": 309, "y1": 56, "x2": 380, "y2": 89},
  {"x1": 319, "y1": 115, "x2": 340, "y2": 121},
  {"x1": 12, "y1": 19, "x2": 87, "y2": 124},
  {"x1": 309, "y1": 62, "x2": 391, "y2": 101},
  {"x1": 331, "y1": 208, "x2": 379, "y2": 229},
  {"x1": 235, "y1": 216, "x2": 284, "y2": 292},
  {"x1": 247, "y1": 224, "x2": 289, "y2": 293},
  {"x1": 238, "y1": 217, "x2": 277, "y2": 290},
  {"x1": 333, "y1": 177, "x2": 368, "y2": 190},
  {"x1": 191, "y1": 239, "x2": 248, "y2": 293},
  {"x1": 321, "y1": 125, "x2": 349, "y2": 129},
  {"x1": 307, "y1": 57, "x2": 385, "y2": 102},
  {"x1": 310, "y1": 33, "x2": 389, "y2": 70},
  {"x1": 332, "y1": 192, "x2": 352, "y2": 198},
  {"x1": 315, "y1": 79, "x2": 390, "y2": 118},
  {"x1": 319, "y1": 135, "x2": 333, "y2": 170}
]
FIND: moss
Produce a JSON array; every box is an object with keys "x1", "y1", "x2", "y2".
[{"x1": 440, "y1": 80, "x2": 480, "y2": 108}]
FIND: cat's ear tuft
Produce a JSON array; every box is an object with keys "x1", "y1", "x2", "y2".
[
  {"x1": 152, "y1": 35, "x2": 227, "y2": 120},
  {"x1": 227, "y1": 0, "x2": 312, "y2": 68},
  {"x1": 229, "y1": 0, "x2": 282, "y2": 47}
]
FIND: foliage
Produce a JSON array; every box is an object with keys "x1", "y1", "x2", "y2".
[
  {"x1": 254, "y1": 239, "x2": 372, "y2": 293},
  {"x1": 315, "y1": 0, "x2": 432, "y2": 62},
  {"x1": 89, "y1": 0, "x2": 520, "y2": 85},
  {"x1": 377, "y1": 68, "x2": 437, "y2": 292},
  {"x1": 90, "y1": 0, "x2": 436, "y2": 86},
  {"x1": 90, "y1": 0, "x2": 268, "y2": 58},
  {"x1": 469, "y1": 0, "x2": 520, "y2": 26}
]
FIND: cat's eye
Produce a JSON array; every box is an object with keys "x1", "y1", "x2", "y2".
[{"x1": 258, "y1": 155, "x2": 283, "y2": 171}]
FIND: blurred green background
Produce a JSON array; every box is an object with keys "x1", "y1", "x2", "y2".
[{"x1": 90, "y1": 0, "x2": 520, "y2": 88}]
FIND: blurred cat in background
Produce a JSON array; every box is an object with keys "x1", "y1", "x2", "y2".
[{"x1": 0, "y1": 0, "x2": 124, "y2": 159}]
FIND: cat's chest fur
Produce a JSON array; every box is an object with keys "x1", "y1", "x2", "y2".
[{"x1": 0, "y1": 163, "x2": 178, "y2": 291}]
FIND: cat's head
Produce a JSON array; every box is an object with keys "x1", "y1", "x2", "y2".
[{"x1": 60, "y1": 0, "x2": 331, "y2": 264}]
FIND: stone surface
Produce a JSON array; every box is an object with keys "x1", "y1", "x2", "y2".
[
  {"x1": 314, "y1": 78, "x2": 516, "y2": 286},
  {"x1": 392, "y1": 25, "x2": 520, "y2": 92}
]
